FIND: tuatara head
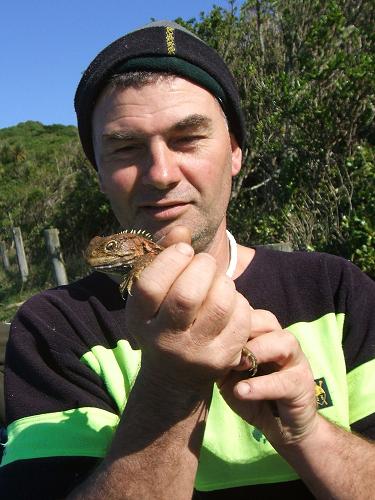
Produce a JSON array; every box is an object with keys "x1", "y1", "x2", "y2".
[{"x1": 85, "y1": 230, "x2": 162, "y2": 274}]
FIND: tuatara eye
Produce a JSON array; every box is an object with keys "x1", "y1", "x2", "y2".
[{"x1": 105, "y1": 240, "x2": 118, "y2": 252}]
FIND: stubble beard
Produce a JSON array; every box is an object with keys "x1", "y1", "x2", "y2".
[{"x1": 189, "y1": 215, "x2": 226, "y2": 254}]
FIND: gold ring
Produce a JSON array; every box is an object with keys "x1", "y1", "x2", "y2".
[{"x1": 241, "y1": 347, "x2": 258, "y2": 377}]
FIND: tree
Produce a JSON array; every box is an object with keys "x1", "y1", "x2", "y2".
[{"x1": 178, "y1": 0, "x2": 374, "y2": 275}]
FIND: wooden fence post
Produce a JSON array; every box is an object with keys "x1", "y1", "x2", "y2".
[
  {"x1": 0, "y1": 242, "x2": 10, "y2": 272},
  {"x1": 44, "y1": 228, "x2": 68, "y2": 286},
  {"x1": 12, "y1": 227, "x2": 29, "y2": 283}
]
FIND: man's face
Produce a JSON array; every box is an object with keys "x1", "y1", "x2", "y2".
[{"x1": 92, "y1": 76, "x2": 242, "y2": 251}]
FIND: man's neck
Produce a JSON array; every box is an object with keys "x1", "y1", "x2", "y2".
[{"x1": 234, "y1": 244, "x2": 255, "y2": 279}]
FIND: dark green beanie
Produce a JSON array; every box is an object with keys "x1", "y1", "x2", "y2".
[{"x1": 74, "y1": 20, "x2": 245, "y2": 169}]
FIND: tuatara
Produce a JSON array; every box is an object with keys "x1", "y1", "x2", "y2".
[{"x1": 85, "y1": 230, "x2": 163, "y2": 297}]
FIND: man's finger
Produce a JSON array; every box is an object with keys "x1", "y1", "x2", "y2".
[
  {"x1": 129, "y1": 242, "x2": 195, "y2": 318},
  {"x1": 157, "y1": 252, "x2": 218, "y2": 331},
  {"x1": 248, "y1": 309, "x2": 282, "y2": 337},
  {"x1": 233, "y1": 368, "x2": 316, "y2": 407},
  {"x1": 192, "y1": 273, "x2": 237, "y2": 341},
  {"x1": 242, "y1": 330, "x2": 303, "y2": 368}
]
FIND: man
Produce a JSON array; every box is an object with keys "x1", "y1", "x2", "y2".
[{"x1": 1, "y1": 21, "x2": 374, "y2": 499}]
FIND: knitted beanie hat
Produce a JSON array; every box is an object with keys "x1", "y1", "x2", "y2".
[{"x1": 74, "y1": 20, "x2": 245, "y2": 169}]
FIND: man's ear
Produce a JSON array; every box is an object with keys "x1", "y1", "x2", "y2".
[{"x1": 230, "y1": 133, "x2": 242, "y2": 176}]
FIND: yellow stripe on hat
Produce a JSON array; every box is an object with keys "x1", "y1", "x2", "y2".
[{"x1": 166, "y1": 27, "x2": 176, "y2": 55}]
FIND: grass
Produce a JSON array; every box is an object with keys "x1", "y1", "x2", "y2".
[
  {"x1": 0, "y1": 252, "x2": 90, "y2": 323},
  {"x1": 0, "y1": 267, "x2": 44, "y2": 322},
  {"x1": 0, "y1": 286, "x2": 27, "y2": 323}
]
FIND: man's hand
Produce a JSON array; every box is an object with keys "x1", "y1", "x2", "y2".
[
  {"x1": 125, "y1": 226, "x2": 253, "y2": 391},
  {"x1": 218, "y1": 310, "x2": 375, "y2": 500},
  {"x1": 218, "y1": 310, "x2": 318, "y2": 448}
]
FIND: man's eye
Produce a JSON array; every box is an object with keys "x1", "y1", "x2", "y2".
[
  {"x1": 176, "y1": 135, "x2": 204, "y2": 146},
  {"x1": 112, "y1": 143, "x2": 142, "y2": 154},
  {"x1": 117, "y1": 145, "x2": 138, "y2": 152}
]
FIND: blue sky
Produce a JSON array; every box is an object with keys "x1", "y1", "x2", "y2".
[{"x1": 1, "y1": 0, "x2": 241, "y2": 129}]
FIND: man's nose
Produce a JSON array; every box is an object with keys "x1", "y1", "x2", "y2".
[{"x1": 142, "y1": 140, "x2": 182, "y2": 190}]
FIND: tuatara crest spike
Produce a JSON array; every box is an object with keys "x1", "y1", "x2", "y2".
[{"x1": 119, "y1": 229, "x2": 154, "y2": 240}]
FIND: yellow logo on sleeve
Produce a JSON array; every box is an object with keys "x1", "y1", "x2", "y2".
[{"x1": 315, "y1": 377, "x2": 333, "y2": 408}]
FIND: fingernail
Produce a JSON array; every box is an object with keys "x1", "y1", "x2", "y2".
[
  {"x1": 156, "y1": 235, "x2": 166, "y2": 244},
  {"x1": 236, "y1": 382, "x2": 251, "y2": 397},
  {"x1": 176, "y1": 242, "x2": 194, "y2": 256}
]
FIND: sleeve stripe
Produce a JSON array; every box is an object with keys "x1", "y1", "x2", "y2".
[
  {"x1": 347, "y1": 359, "x2": 375, "y2": 425},
  {"x1": 1, "y1": 407, "x2": 119, "y2": 466}
]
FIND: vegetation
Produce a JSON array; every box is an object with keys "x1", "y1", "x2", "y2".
[
  {"x1": 0, "y1": 0, "x2": 374, "y2": 319},
  {"x1": 178, "y1": 0, "x2": 374, "y2": 273},
  {"x1": 0, "y1": 122, "x2": 116, "y2": 320}
]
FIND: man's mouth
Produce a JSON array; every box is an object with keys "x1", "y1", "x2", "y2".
[{"x1": 139, "y1": 201, "x2": 190, "y2": 220}]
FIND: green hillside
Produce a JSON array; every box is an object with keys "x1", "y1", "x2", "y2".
[
  {"x1": 0, "y1": 120, "x2": 77, "y2": 148},
  {"x1": 0, "y1": 119, "x2": 117, "y2": 251},
  {"x1": 0, "y1": 121, "x2": 117, "y2": 321}
]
